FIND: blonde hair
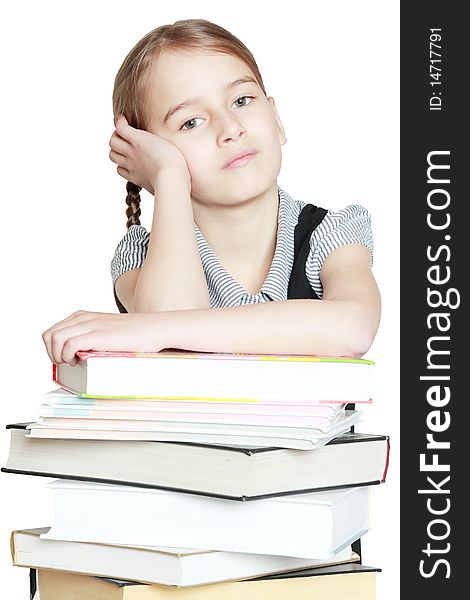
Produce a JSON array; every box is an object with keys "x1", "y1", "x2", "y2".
[{"x1": 112, "y1": 19, "x2": 267, "y2": 228}]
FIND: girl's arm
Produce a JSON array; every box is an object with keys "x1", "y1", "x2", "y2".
[
  {"x1": 110, "y1": 117, "x2": 210, "y2": 313},
  {"x1": 160, "y1": 244, "x2": 380, "y2": 357},
  {"x1": 43, "y1": 245, "x2": 380, "y2": 365},
  {"x1": 117, "y1": 170, "x2": 210, "y2": 312}
]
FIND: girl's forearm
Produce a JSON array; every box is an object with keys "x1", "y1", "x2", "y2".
[
  {"x1": 132, "y1": 172, "x2": 210, "y2": 312},
  {"x1": 158, "y1": 299, "x2": 378, "y2": 357}
]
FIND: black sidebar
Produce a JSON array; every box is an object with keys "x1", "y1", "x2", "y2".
[{"x1": 401, "y1": 2, "x2": 465, "y2": 597}]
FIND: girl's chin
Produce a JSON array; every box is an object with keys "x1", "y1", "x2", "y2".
[{"x1": 194, "y1": 175, "x2": 277, "y2": 203}]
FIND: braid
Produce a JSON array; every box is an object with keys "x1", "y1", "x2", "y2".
[{"x1": 125, "y1": 181, "x2": 142, "y2": 229}]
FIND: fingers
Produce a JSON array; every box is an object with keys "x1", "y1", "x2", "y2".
[
  {"x1": 109, "y1": 130, "x2": 132, "y2": 155},
  {"x1": 109, "y1": 149, "x2": 127, "y2": 166},
  {"x1": 110, "y1": 153, "x2": 131, "y2": 181},
  {"x1": 117, "y1": 166, "x2": 131, "y2": 180},
  {"x1": 109, "y1": 144, "x2": 131, "y2": 180},
  {"x1": 48, "y1": 322, "x2": 90, "y2": 365},
  {"x1": 42, "y1": 311, "x2": 96, "y2": 365},
  {"x1": 114, "y1": 114, "x2": 135, "y2": 142},
  {"x1": 61, "y1": 333, "x2": 101, "y2": 365},
  {"x1": 114, "y1": 114, "x2": 128, "y2": 128},
  {"x1": 109, "y1": 127, "x2": 134, "y2": 180}
]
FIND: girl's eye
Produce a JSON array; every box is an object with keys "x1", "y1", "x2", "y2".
[
  {"x1": 233, "y1": 95, "x2": 254, "y2": 108},
  {"x1": 180, "y1": 97, "x2": 254, "y2": 130},
  {"x1": 181, "y1": 117, "x2": 204, "y2": 131}
]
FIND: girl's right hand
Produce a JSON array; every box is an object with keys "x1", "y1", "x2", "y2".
[
  {"x1": 109, "y1": 115, "x2": 191, "y2": 195},
  {"x1": 42, "y1": 310, "x2": 170, "y2": 366}
]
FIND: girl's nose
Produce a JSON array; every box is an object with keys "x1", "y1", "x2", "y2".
[{"x1": 216, "y1": 111, "x2": 246, "y2": 145}]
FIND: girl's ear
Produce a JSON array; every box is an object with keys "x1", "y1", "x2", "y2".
[{"x1": 268, "y1": 96, "x2": 287, "y2": 146}]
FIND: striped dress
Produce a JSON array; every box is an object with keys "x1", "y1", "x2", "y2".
[{"x1": 110, "y1": 187, "x2": 373, "y2": 309}]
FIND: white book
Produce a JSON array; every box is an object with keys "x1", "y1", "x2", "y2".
[
  {"x1": 53, "y1": 350, "x2": 374, "y2": 402},
  {"x1": 41, "y1": 481, "x2": 371, "y2": 559},
  {"x1": 11, "y1": 527, "x2": 357, "y2": 587},
  {"x1": 37, "y1": 402, "x2": 345, "y2": 426},
  {"x1": 26, "y1": 409, "x2": 362, "y2": 450},
  {"x1": 42, "y1": 388, "x2": 352, "y2": 414},
  {"x1": 35, "y1": 407, "x2": 353, "y2": 434}
]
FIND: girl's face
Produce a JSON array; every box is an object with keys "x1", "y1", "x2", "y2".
[{"x1": 146, "y1": 50, "x2": 286, "y2": 207}]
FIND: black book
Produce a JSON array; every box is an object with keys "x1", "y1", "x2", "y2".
[{"x1": 2, "y1": 423, "x2": 389, "y2": 500}]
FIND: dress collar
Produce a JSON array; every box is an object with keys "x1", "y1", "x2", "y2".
[{"x1": 194, "y1": 186, "x2": 302, "y2": 306}]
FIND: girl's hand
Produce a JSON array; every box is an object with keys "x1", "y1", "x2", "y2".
[
  {"x1": 109, "y1": 115, "x2": 191, "y2": 195},
  {"x1": 42, "y1": 310, "x2": 168, "y2": 366}
]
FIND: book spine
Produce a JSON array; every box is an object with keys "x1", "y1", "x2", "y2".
[{"x1": 381, "y1": 437, "x2": 391, "y2": 482}]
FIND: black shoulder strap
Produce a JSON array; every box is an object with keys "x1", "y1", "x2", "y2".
[
  {"x1": 30, "y1": 569, "x2": 37, "y2": 599},
  {"x1": 287, "y1": 204, "x2": 328, "y2": 300},
  {"x1": 114, "y1": 288, "x2": 128, "y2": 313}
]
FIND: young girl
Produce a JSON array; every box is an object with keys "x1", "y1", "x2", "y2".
[{"x1": 42, "y1": 18, "x2": 381, "y2": 367}]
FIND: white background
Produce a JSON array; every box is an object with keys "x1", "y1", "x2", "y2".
[{"x1": 0, "y1": 1, "x2": 399, "y2": 598}]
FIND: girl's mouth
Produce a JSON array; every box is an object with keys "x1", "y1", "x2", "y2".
[{"x1": 223, "y1": 151, "x2": 257, "y2": 169}]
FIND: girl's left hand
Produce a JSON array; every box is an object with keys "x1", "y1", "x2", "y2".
[{"x1": 42, "y1": 311, "x2": 167, "y2": 366}]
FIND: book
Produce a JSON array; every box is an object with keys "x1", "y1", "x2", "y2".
[
  {"x1": 37, "y1": 563, "x2": 380, "y2": 599},
  {"x1": 36, "y1": 406, "x2": 347, "y2": 429},
  {"x1": 53, "y1": 350, "x2": 374, "y2": 402},
  {"x1": 11, "y1": 527, "x2": 358, "y2": 587},
  {"x1": 40, "y1": 480, "x2": 370, "y2": 558},
  {"x1": 43, "y1": 387, "x2": 371, "y2": 410},
  {"x1": 2, "y1": 424, "x2": 390, "y2": 500},
  {"x1": 25, "y1": 409, "x2": 362, "y2": 450},
  {"x1": 37, "y1": 390, "x2": 345, "y2": 429}
]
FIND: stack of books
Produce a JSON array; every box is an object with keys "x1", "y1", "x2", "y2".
[
  {"x1": 31, "y1": 350, "x2": 371, "y2": 449},
  {"x1": 2, "y1": 350, "x2": 389, "y2": 599}
]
